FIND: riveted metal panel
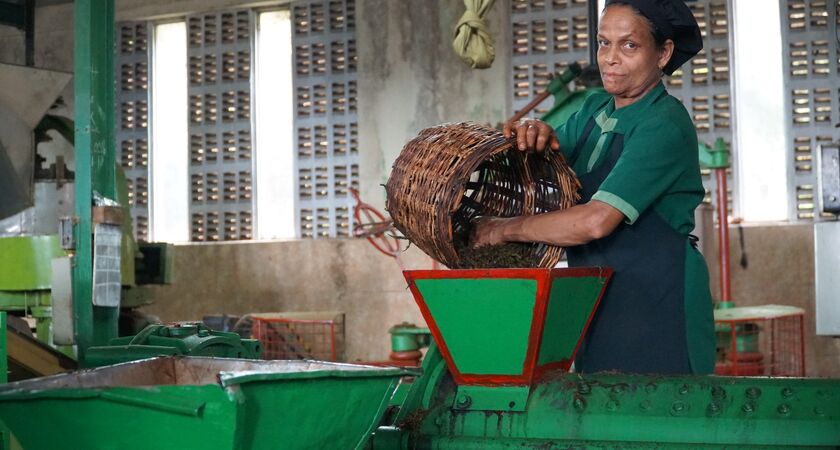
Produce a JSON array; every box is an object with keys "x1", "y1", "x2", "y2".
[{"x1": 292, "y1": 0, "x2": 358, "y2": 239}]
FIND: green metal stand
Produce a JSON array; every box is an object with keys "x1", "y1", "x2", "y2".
[
  {"x1": 1, "y1": 312, "x2": 7, "y2": 384},
  {"x1": 699, "y1": 137, "x2": 731, "y2": 171},
  {"x1": 74, "y1": 0, "x2": 118, "y2": 365},
  {"x1": 0, "y1": 313, "x2": 8, "y2": 450}
]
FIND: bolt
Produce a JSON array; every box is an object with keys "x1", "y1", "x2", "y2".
[
  {"x1": 711, "y1": 386, "x2": 726, "y2": 400},
  {"x1": 781, "y1": 387, "x2": 794, "y2": 398},
  {"x1": 577, "y1": 382, "x2": 591, "y2": 395},
  {"x1": 508, "y1": 401, "x2": 516, "y2": 409},
  {"x1": 456, "y1": 394, "x2": 471, "y2": 409},
  {"x1": 645, "y1": 383, "x2": 657, "y2": 393},
  {"x1": 679, "y1": 384, "x2": 690, "y2": 395},
  {"x1": 817, "y1": 390, "x2": 833, "y2": 400},
  {"x1": 612, "y1": 384, "x2": 625, "y2": 395},
  {"x1": 746, "y1": 387, "x2": 762, "y2": 400},
  {"x1": 814, "y1": 407, "x2": 825, "y2": 417},
  {"x1": 777, "y1": 404, "x2": 791, "y2": 416},
  {"x1": 707, "y1": 401, "x2": 722, "y2": 416},
  {"x1": 639, "y1": 400, "x2": 652, "y2": 411},
  {"x1": 670, "y1": 401, "x2": 687, "y2": 416},
  {"x1": 573, "y1": 396, "x2": 587, "y2": 412},
  {"x1": 606, "y1": 400, "x2": 619, "y2": 411},
  {"x1": 742, "y1": 402, "x2": 755, "y2": 413}
]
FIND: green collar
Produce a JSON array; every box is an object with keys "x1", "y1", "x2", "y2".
[
  {"x1": 603, "y1": 80, "x2": 667, "y2": 123},
  {"x1": 583, "y1": 81, "x2": 667, "y2": 171}
]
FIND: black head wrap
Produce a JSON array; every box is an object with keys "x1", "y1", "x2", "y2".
[{"x1": 604, "y1": 0, "x2": 703, "y2": 75}]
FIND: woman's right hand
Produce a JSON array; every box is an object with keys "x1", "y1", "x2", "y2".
[{"x1": 503, "y1": 118, "x2": 560, "y2": 153}]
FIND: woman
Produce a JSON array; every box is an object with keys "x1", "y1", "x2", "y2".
[{"x1": 473, "y1": 0, "x2": 715, "y2": 374}]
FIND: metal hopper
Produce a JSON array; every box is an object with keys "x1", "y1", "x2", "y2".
[
  {"x1": 0, "y1": 63, "x2": 72, "y2": 218},
  {"x1": 404, "y1": 267, "x2": 611, "y2": 410},
  {"x1": 0, "y1": 356, "x2": 412, "y2": 450}
]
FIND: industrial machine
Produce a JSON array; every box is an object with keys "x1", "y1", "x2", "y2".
[
  {"x1": 369, "y1": 268, "x2": 840, "y2": 448},
  {"x1": 0, "y1": 62, "x2": 73, "y2": 350},
  {"x1": 85, "y1": 322, "x2": 262, "y2": 366},
  {"x1": 0, "y1": 31, "x2": 173, "y2": 376}
]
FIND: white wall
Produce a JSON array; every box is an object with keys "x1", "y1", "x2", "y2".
[{"x1": 356, "y1": 0, "x2": 512, "y2": 211}]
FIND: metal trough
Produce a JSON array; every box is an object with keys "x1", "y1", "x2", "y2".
[{"x1": 0, "y1": 356, "x2": 412, "y2": 450}]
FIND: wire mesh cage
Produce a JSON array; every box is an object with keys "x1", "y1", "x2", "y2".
[
  {"x1": 250, "y1": 312, "x2": 345, "y2": 362},
  {"x1": 714, "y1": 305, "x2": 805, "y2": 377},
  {"x1": 385, "y1": 121, "x2": 580, "y2": 269}
]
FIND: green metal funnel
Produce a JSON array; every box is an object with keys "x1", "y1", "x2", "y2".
[
  {"x1": 405, "y1": 268, "x2": 611, "y2": 387},
  {"x1": 0, "y1": 356, "x2": 413, "y2": 450}
]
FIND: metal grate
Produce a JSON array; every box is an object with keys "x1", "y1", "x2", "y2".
[
  {"x1": 715, "y1": 309, "x2": 805, "y2": 377},
  {"x1": 116, "y1": 22, "x2": 150, "y2": 242},
  {"x1": 293, "y1": 0, "x2": 359, "y2": 238},
  {"x1": 187, "y1": 10, "x2": 255, "y2": 241},
  {"x1": 666, "y1": 1, "x2": 734, "y2": 212},
  {"x1": 510, "y1": 0, "x2": 590, "y2": 117},
  {"x1": 250, "y1": 312, "x2": 345, "y2": 361},
  {"x1": 781, "y1": 0, "x2": 839, "y2": 220}
]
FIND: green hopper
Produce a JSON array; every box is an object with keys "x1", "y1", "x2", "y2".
[
  {"x1": 0, "y1": 356, "x2": 413, "y2": 450},
  {"x1": 405, "y1": 267, "x2": 612, "y2": 411}
]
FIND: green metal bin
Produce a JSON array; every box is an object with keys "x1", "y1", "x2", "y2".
[{"x1": 0, "y1": 356, "x2": 412, "y2": 450}]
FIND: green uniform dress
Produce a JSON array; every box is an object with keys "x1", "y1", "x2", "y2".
[{"x1": 556, "y1": 81, "x2": 716, "y2": 374}]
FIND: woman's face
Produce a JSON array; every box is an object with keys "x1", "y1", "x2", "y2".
[{"x1": 597, "y1": 5, "x2": 673, "y2": 105}]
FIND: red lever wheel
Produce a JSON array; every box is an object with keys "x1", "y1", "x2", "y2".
[{"x1": 350, "y1": 188, "x2": 403, "y2": 261}]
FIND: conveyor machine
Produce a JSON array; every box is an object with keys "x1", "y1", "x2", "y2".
[{"x1": 371, "y1": 268, "x2": 840, "y2": 449}]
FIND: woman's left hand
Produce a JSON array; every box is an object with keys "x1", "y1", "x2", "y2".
[
  {"x1": 503, "y1": 118, "x2": 560, "y2": 153},
  {"x1": 471, "y1": 217, "x2": 509, "y2": 248}
]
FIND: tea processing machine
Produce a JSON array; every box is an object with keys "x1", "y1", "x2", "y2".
[
  {"x1": 2, "y1": 267, "x2": 839, "y2": 449},
  {"x1": 368, "y1": 268, "x2": 840, "y2": 449}
]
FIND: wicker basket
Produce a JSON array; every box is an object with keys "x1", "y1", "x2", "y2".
[{"x1": 385, "y1": 121, "x2": 580, "y2": 269}]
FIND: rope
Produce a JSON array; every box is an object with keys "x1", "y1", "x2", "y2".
[{"x1": 452, "y1": 0, "x2": 497, "y2": 69}]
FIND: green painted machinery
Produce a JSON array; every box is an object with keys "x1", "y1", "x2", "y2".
[
  {"x1": 0, "y1": 356, "x2": 412, "y2": 450},
  {"x1": 540, "y1": 65, "x2": 605, "y2": 129},
  {"x1": 370, "y1": 268, "x2": 840, "y2": 449},
  {"x1": 85, "y1": 322, "x2": 261, "y2": 366},
  {"x1": 0, "y1": 236, "x2": 65, "y2": 344}
]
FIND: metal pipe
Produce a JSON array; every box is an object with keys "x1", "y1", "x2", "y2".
[
  {"x1": 716, "y1": 167, "x2": 731, "y2": 302},
  {"x1": 587, "y1": 0, "x2": 599, "y2": 65},
  {"x1": 0, "y1": 312, "x2": 7, "y2": 383},
  {"x1": 24, "y1": 0, "x2": 34, "y2": 66},
  {"x1": 506, "y1": 90, "x2": 552, "y2": 127}
]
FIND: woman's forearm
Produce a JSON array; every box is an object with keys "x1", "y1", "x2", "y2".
[{"x1": 499, "y1": 201, "x2": 625, "y2": 247}]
